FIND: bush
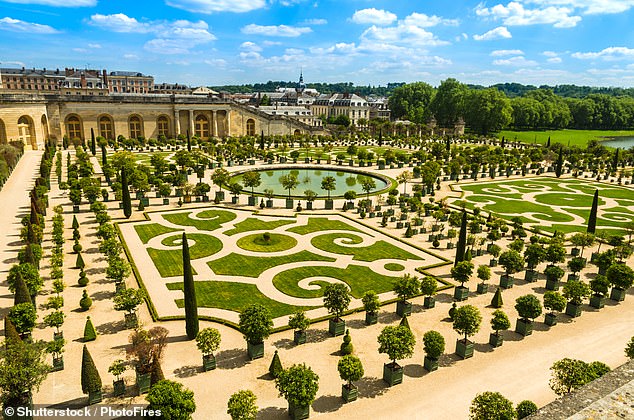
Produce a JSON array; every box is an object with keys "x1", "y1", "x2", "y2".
[
  {"x1": 338, "y1": 355, "x2": 364, "y2": 386},
  {"x1": 323, "y1": 283, "x2": 351, "y2": 320},
  {"x1": 422, "y1": 330, "x2": 445, "y2": 360},
  {"x1": 81, "y1": 345, "x2": 102, "y2": 394},
  {"x1": 469, "y1": 391, "x2": 516, "y2": 420},
  {"x1": 8, "y1": 302, "x2": 36, "y2": 335},
  {"x1": 288, "y1": 310, "x2": 310, "y2": 332},
  {"x1": 516, "y1": 400, "x2": 538, "y2": 419},
  {"x1": 543, "y1": 291, "x2": 566, "y2": 314},
  {"x1": 340, "y1": 329, "x2": 353, "y2": 355},
  {"x1": 490, "y1": 288, "x2": 503, "y2": 308},
  {"x1": 79, "y1": 290, "x2": 92, "y2": 311},
  {"x1": 420, "y1": 276, "x2": 437, "y2": 297},
  {"x1": 453, "y1": 305, "x2": 482, "y2": 342},
  {"x1": 549, "y1": 358, "x2": 609, "y2": 395},
  {"x1": 78, "y1": 270, "x2": 89, "y2": 287},
  {"x1": 239, "y1": 304, "x2": 273, "y2": 344},
  {"x1": 514, "y1": 294, "x2": 542, "y2": 321},
  {"x1": 606, "y1": 263, "x2": 634, "y2": 290},
  {"x1": 377, "y1": 325, "x2": 415, "y2": 364},
  {"x1": 146, "y1": 380, "x2": 196, "y2": 420},
  {"x1": 562, "y1": 280, "x2": 591, "y2": 305},
  {"x1": 275, "y1": 364, "x2": 319, "y2": 409},
  {"x1": 227, "y1": 390, "x2": 258, "y2": 420},
  {"x1": 269, "y1": 350, "x2": 283, "y2": 378},
  {"x1": 361, "y1": 290, "x2": 381, "y2": 313},
  {"x1": 626, "y1": 336, "x2": 634, "y2": 359},
  {"x1": 393, "y1": 274, "x2": 420, "y2": 302},
  {"x1": 490, "y1": 310, "x2": 510, "y2": 334}
]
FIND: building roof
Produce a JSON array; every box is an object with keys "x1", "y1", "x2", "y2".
[{"x1": 109, "y1": 71, "x2": 150, "y2": 77}]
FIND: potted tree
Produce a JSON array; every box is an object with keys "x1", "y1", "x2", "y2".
[
  {"x1": 113, "y1": 288, "x2": 145, "y2": 329},
  {"x1": 451, "y1": 261, "x2": 474, "y2": 301},
  {"x1": 288, "y1": 310, "x2": 310, "y2": 345},
  {"x1": 280, "y1": 173, "x2": 299, "y2": 209},
  {"x1": 543, "y1": 291, "x2": 566, "y2": 326},
  {"x1": 567, "y1": 257, "x2": 586, "y2": 281},
  {"x1": 545, "y1": 265, "x2": 565, "y2": 291},
  {"x1": 488, "y1": 244, "x2": 501, "y2": 267},
  {"x1": 589, "y1": 275, "x2": 610, "y2": 309},
  {"x1": 420, "y1": 276, "x2": 437, "y2": 309},
  {"x1": 239, "y1": 304, "x2": 273, "y2": 360},
  {"x1": 323, "y1": 283, "x2": 351, "y2": 336},
  {"x1": 338, "y1": 355, "x2": 364, "y2": 403},
  {"x1": 210, "y1": 167, "x2": 229, "y2": 201},
  {"x1": 321, "y1": 176, "x2": 336, "y2": 210},
  {"x1": 275, "y1": 364, "x2": 319, "y2": 420},
  {"x1": 498, "y1": 250, "x2": 525, "y2": 289},
  {"x1": 422, "y1": 330, "x2": 445, "y2": 372},
  {"x1": 514, "y1": 295, "x2": 542, "y2": 337},
  {"x1": 570, "y1": 232, "x2": 595, "y2": 259},
  {"x1": 377, "y1": 325, "x2": 415, "y2": 386},
  {"x1": 264, "y1": 189, "x2": 274, "y2": 208},
  {"x1": 46, "y1": 338, "x2": 65, "y2": 371},
  {"x1": 594, "y1": 250, "x2": 615, "y2": 276},
  {"x1": 562, "y1": 280, "x2": 591, "y2": 317},
  {"x1": 195, "y1": 327, "x2": 221, "y2": 371},
  {"x1": 303, "y1": 190, "x2": 317, "y2": 210},
  {"x1": 523, "y1": 243, "x2": 545, "y2": 282},
  {"x1": 228, "y1": 182, "x2": 243, "y2": 204},
  {"x1": 452, "y1": 305, "x2": 482, "y2": 359},
  {"x1": 489, "y1": 310, "x2": 510, "y2": 348},
  {"x1": 108, "y1": 359, "x2": 127, "y2": 397},
  {"x1": 43, "y1": 310, "x2": 65, "y2": 340},
  {"x1": 606, "y1": 263, "x2": 634, "y2": 302},
  {"x1": 393, "y1": 274, "x2": 420, "y2": 317},
  {"x1": 544, "y1": 242, "x2": 566, "y2": 286},
  {"x1": 242, "y1": 171, "x2": 261, "y2": 206},
  {"x1": 227, "y1": 390, "x2": 258, "y2": 420},
  {"x1": 361, "y1": 291, "x2": 380, "y2": 325},
  {"x1": 127, "y1": 326, "x2": 169, "y2": 395},
  {"x1": 476, "y1": 265, "x2": 491, "y2": 294}
]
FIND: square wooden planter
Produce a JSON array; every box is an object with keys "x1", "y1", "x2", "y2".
[
  {"x1": 88, "y1": 389, "x2": 102, "y2": 405},
  {"x1": 544, "y1": 312, "x2": 558, "y2": 326},
  {"x1": 489, "y1": 333, "x2": 504, "y2": 348},
  {"x1": 590, "y1": 295, "x2": 605, "y2": 309},
  {"x1": 288, "y1": 403, "x2": 310, "y2": 420},
  {"x1": 124, "y1": 313, "x2": 138, "y2": 329},
  {"x1": 423, "y1": 296, "x2": 435, "y2": 309},
  {"x1": 365, "y1": 312, "x2": 378, "y2": 325},
  {"x1": 610, "y1": 287, "x2": 626, "y2": 302},
  {"x1": 324, "y1": 199, "x2": 334, "y2": 210},
  {"x1": 545, "y1": 278, "x2": 560, "y2": 291},
  {"x1": 52, "y1": 356, "x2": 64, "y2": 372},
  {"x1": 247, "y1": 341, "x2": 265, "y2": 360},
  {"x1": 524, "y1": 270, "x2": 538, "y2": 282},
  {"x1": 453, "y1": 286, "x2": 469, "y2": 301},
  {"x1": 341, "y1": 384, "x2": 358, "y2": 403},
  {"x1": 423, "y1": 356, "x2": 438, "y2": 372},
  {"x1": 565, "y1": 302, "x2": 582, "y2": 318},
  {"x1": 136, "y1": 371, "x2": 151, "y2": 395},
  {"x1": 285, "y1": 199, "x2": 294, "y2": 209},
  {"x1": 476, "y1": 283, "x2": 488, "y2": 295},
  {"x1": 293, "y1": 330, "x2": 307, "y2": 345},
  {"x1": 113, "y1": 379, "x2": 126, "y2": 397},
  {"x1": 455, "y1": 339, "x2": 474, "y2": 359},
  {"x1": 329, "y1": 318, "x2": 346, "y2": 337},
  {"x1": 515, "y1": 318, "x2": 533, "y2": 337},
  {"x1": 383, "y1": 363, "x2": 403, "y2": 386},
  {"x1": 499, "y1": 274, "x2": 514, "y2": 289},
  {"x1": 489, "y1": 258, "x2": 498, "y2": 267},
  {"x1": 248, "y1": 196, "x2": 256, "y2": 206},
  {"x1": 396, "y1": 300, "x2": 412, "y2": 317},
  {"x1": 203, "y1": 354, "x2": 217, "y2": 371}
]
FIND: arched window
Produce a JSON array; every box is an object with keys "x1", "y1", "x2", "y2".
[
  {"x1": 157, "y1": 116, "x2": 169, "y2": 137},
  {"x1": 17, "y1": 116, "x2": 34, "y2": 146},
  {"x1": 129, "y1": 115, "x2": 143, "y2": 139},
  {"x1": 195, "y1": 114, "x2": 209, "y2": 139},
  {"x1": 66, "y1": 115, "x2": 82, "y2": 140},
  {"x1": 246, "y1": 119, "x2": 256, "y2": 136},
  {"x1": 99, "y1": 115, "x2": 114, "y2": 139},
  {"x1": 0, "y1": 119, "x2": 7, "y2": 144}
]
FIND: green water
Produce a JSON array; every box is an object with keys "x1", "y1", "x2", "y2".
[{"x1": 231, "y1": 168, "x2": 389, "y2": 198}]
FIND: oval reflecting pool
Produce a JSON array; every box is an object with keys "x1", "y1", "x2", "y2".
[{"x1": 231, "y1": 167, "x2": 390, "y2": 198}]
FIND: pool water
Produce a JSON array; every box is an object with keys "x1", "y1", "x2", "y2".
[{"x1": 602, "y1": 136, "x2": 634, "y2": 149}]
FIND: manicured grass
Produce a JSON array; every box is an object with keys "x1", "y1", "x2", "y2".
[
  {"x1": 311, "y1": 232, "x2": 422, "y2": 262},
  {"x1": 224, "y1": 217, "x2": 294, "y2": 236},
  {"x1": 287, "y1": 217, "x2": 363, "y2": 235},
  {"x1": 385, "y1": 263, "x2": 405, "y2": 271},
  {"x1": 208, "y1": 250, "x2": 335, "y2": 278},
  {"x1": 134, "y1": 223, "x2": 181, "y2": 244},
  {"x1": 148, "y1": 233, "x2": 222, "y2": 277},
  {"x1": 162, "y1": 209, "x2": 236, "y2": 231},
  {"x1": 167, "y1": 281, "x2": 314, "y2": 318},
  {"x1": 236, "y1": 233, "x2": 298, "y2": 252},
  {"x1": 498, "y1": 129, "x2": 634, "y2": 147},
  {"x1": 272, "y1": 265, "x2": 423, "y2": 299}
]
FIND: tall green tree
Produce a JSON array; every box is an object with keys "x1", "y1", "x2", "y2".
[
  {"x1": 455, "y1": 211, "x2": 468, "y2": 266},
  {"x1": 182, "y1": 233, "x2": 199, "y2": 340},
  {"x1": 464, "y1": 88, "x2": 512, "y2": 134},
  {"x1": 81, "y1": 345, "x2": 102, "y2": 395},
  {"x1": 587, "y1": 189, "x2": 598, "y2": 234},
  {"x1": 388, "y1": 82, "x2": 435, "y2": 123},
  {"x1": 430, "y1": 78, "x2": 467, "y2": 127},
  {"x1": 555, "y1": 148, "x2": 564, "y2": 178},
  {"x1": 121, "y1": 167, "x2": 132, "y2": 219},
  {"x1": 0, "y1": 338, "x2": 49, "y2": 408}
]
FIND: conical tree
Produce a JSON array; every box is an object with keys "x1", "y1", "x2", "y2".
[
  {"x1": 399, "y1": 315, "x2": 410, "y2": 330},
  {"x1": 378, "y1": 129, "x2": 383, "y2": 146},
  {"x1": 555, "y1": 148, "x2": 563, "y2": 178},
  {"x1": 72, "y1": 215, "x2": 79, "y2": 230},
  {"x1": 121, "y1": 167, "x2": 132, "y2": 219},
  {"x1": 587, "y1": 189, "x2": 599, "y2": 234},
  {"x1": 546, "y1": 137, "x2": 551, "y2": 148},
  {"x1": 613, "y1": 148, "x2": 620, "y2": 172},
  {"x1": 81, "y1": 345, "x2": 102, "y2": 395},
  {"x1": 83, "y1": 316, "x2": 97, "y2": 342},
  {"x1": 455, "y1": 211, "x2": 468, "y2": 266},
  {"x1": 4, "y1": 316, "x2": 21, "y2": 344},
  {"x1": 75, "y1": 253, "x2": 85, "y2": 270},
  {"x1": 491, "y1": 288, "x2": 504, "y2": 308},
  {"x1": 101, "y1": 145, "x2": 107, "y2": 168},
  {"x1": 90, "y1": 128, "x2": 96, "y2": 156},
  {"x1": 14, "y1": 272, "x2": 31, "y2": 306},
  {"x1": 260, "y1": 131, "x2": 265, "y2": 150},
  {"x1": 269, "y1": 350, "x2": 283, "y2": 378},
  {"x1": 183, "y1": 233, "x2": 199, "y2": 339},
  {"x1": 187, "y1": 130, "x2": 191, "y2": 152}
]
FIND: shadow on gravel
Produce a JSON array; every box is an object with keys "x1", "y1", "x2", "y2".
[
  {"x1": 216, "y1": 348, "x2": 250, "y2": 370},
  {"x1": 356, "y1": 376, "x2": 389, "y2": 399},
  {"x1": 312, "y1": 395, "x2": 343, "y2": 413},
  {"x1": 173, "y1": 365, "x2": 201, "y2": 378}
]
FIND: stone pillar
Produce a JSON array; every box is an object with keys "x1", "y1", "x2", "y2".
[
  {"x1": 174, "y1": 109, "x2": 181, "y2": 136},
  {"x1": 212, "y1": 110, "x2": 218, "y2": 137},
  {"x1": 188, "y1": 109, "x2": 194, "y2": 137},
  {"x1": 226, "y1": 110, "x2": 231, "y2": 137}
]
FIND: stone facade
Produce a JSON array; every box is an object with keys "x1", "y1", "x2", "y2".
[{"x1": 0, "y1": 93, "x2": 325, "y2": 149}]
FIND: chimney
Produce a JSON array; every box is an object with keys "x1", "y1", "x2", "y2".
[
  {"x1": 102, "y1": 69, "x2": 108, "y2": 85},
  {"x1": 80, "y1": 72, "x2": 86, "y2": 88}
]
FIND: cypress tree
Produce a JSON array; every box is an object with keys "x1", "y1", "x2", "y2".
[
  {"x1": 186, "y1": 130, "x2": 191, "y2": 152},
  {"x1": 446, "y1": 137, "x2": 451, "y2": 152},
  {"x1": 101, "y1": 145, "x2": 107, "y2": 168},
  {"x1": 30, "y1": 203, "x2": 39, "y2": 227},
  {"x1": 491, "y1": 288, "x2": 503, "y2": 308},
  {"x1": 546, "y1": 136, "x2": 551, "y2": 148},
  {"x1": 81, "y1": 345, "x2": 102, "y2": 395},
  {"x1": 14, "y1": 272, "x2": 31, "y2": 306},
  {"x1": 268, "y1": 350, "x2": 283, "y2": 378},
  {"x1": 83, "y1": 316, "x2": 97, "y2": 342},
  {"x1": 182, "y1": 233, "x2": 199, "y2": 339},
  {"x1": 555, "y1": 148, "x2": 563, "y2": 178},
  {"x1": 260, "y1": 130, "x2": 265, "y2": 150},
  {"x1": 72, "y1": 215, "x2": 79, "y2": 230},
  {"x1": 613, "y1": 148, "x2": 620, "y2": 172},
  {"x1": 23, "y1": 243, "x2": 38, "y2": 268},
  {"x1": 121, "y1": 167, "x2": 132, "y2": 219},
  {"x1": 587, "y1": 189, "x2": 599, "y2": 234},
  {"x1": 378, "y1": 129, "x2": 383, "y2": 146},
  {"x1": 454, "y1": 211, "x2": 468, "y2": 266},
  {"x1": 90, "y1": 128, "x2": 96, "y2": 156},
  {"x1": 4, "y1": 316, "x2": 21, "y2": 345}
]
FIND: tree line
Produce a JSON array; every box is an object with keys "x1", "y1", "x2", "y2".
[{"x1": 212, "y1": 81, "x2": 404, "y2": 96}]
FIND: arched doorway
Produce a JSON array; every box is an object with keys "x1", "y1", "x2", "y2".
[
  {"x1": 65, "y1": 115, "x2": 83, "y2": 142},
  {"x1": 0, "y1": 119, "x2": 6, "y2": 144},
  {"x1": 195, "y1": 114, "x2": 209, "y2": 139},
  {"x1": 246, "y1": 119, "x2": 256, "y2": 136},
  {"x1": 157, "y1": 115, "x2": 170, "y2": 138},
  {"x1": 293, "y1": 129, "x2": 301, "y2": 137},
  {"x1": 129, "y1": 115, "x2": 144, "y2": 139},
  {"x1": 17, "y1": 116, "x2": 36, "y2": 149},
  {"x1": 99, "y1": 115, "x2": 114, "y2": 140}
]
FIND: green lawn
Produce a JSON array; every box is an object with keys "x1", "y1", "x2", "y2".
[
  {"x1": 287, "y1": 217, "x2": 363, "y2": 235},
  {"x1": 224, "y1": 217, "x2": 295, "y2": 236},
  {"x1": 311, "y1": 232, "x2": 422, "y2": 262},
  {"x1": 208, "y1": 250, "x2": 335, "y2": 277},
  {"x1": 162, "y1": 209, "x2": 237, "y2": 231},
  {"x1": 236, "y1": 233, "x2": 298, "y2": 252},
  {"x1": 498, "y1": 129, "x2": 634, "y2": 147},
  {"x1": 134, "y1": 223, "x2": 181, "y2": 244},
  {"x1": 167, "y1": 281, "x2": 314, "y2": 318},
  {"x1": 147, "y1": 233, "x2": 222, "y2": 277}
]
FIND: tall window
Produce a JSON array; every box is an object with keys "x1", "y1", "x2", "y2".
[
  {"x1": 99, "y1": 116, "x2": 114, "y2": 139},
  {"x1": 246, "y1": 119, "x2": 256, "y2": 136},
  {"x1": 129, "y1": 116, "x2": 143, "y2": 139},
  {"x1": 157, "y1": 116, "x2": 169, "y2": 137},
  {"x1": 17, "y1": 116, "x2": 33, "y2": 145},
  {"x1": 195, "y1": 115, "x2": 209, "y2": 139},
  {"x1": 66, "y1": 116, "x2": 82, "y2": 140}
]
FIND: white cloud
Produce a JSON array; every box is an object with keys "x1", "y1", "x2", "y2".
[
  {"x1": 0, "y1": 17, "x2": 59, "y2": 34},
  {"x1": 1, "y1": 0, "x2": 95, "y2": 6},
  {"x1": 351, "y1": 8, "x2": 397, "y2": 26},
  {"x1": 262, "y1": 40, "x2": 282, "y2": 46},
  {"x1": 547, "y1": 57, "x2": 563, "y2": 63},
  {"x1": 87, "y1": 43, "x2": 101, "y2": 48},
  {"x1": 165, "y1": 0, "x2": 267, "y2": 14},
  {"x1": 89, "y1": 13, "x2": 151, "y2": 33},
  {"x1": 204, "y1": 58, "x2": 227, "y2": 66},
  {"x1": 302, "y1": 18, "x2": 327, "y2": 25},
  {"x1": 476, "y1": 2, "x2": 581, "y2": 28},
  {"x1": 491, "y1": 49, "x2": 524, "y2": 56},
  {"x1": 241, "y1": 24, "x2": 311, "y2": 37},
  {"x1": 542, "y1": 50, "x2": 558, "y2": 57},
  {"x1": 361, "y1": 22, "x2": 449, "y2": 47},
  {"x1": 493, "y1": 55, "x2": 539, "y2": 66},
  {"x1": 72, "y1": 47, "x2": 87, "y2": 53},
  {"x1": 572, "y1": 46, "x2": 634, "y2": 60},
  {"x1": 403, "y1": 12, "x2": 459, "y2": 27},
  {"x1": 123, "y1": 54, "x2": 139, "y2": 60},
  {"x1": 528, "y1": 0, "x2": 634, "y2": 15},
  {"x1": 473, "y1": 26, "x2": 512, "y2": 41},
  {"x1": 240, "y1": 41, "x2": 262, "y2": 52}
]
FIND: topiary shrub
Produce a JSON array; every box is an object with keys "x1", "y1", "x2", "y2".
[
  {"x1": 78, "y1": 270, "x2": 89, "y2": 287},
  {"x1": 83, "y1": 316, "x2": 97, "y2": 342},
  {"x1": 422, "y1": 330, "x2": 445, "y2": 360},
  {"x1": 516, "y1": 400, "x2": 538, "y2": 419},
  {"x1": 490, "y1": 287, "x2": 503, "y2": 308},
  {"x1": 269, "y1": 350, "x2": 283, "y2": 378},
  {"x1": 79, "y1": 290, "x2": 92, "y2": 311},
  {"x1": 340, "y1": 329, "x2": 353, "y2": 355},
  {"x1": 81, "y1": 345, "x2": 102, "y2": 395}
]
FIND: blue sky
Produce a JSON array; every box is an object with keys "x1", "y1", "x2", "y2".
[{"x1": 1, "y1": 0, "x2": 633, "y2": 87}]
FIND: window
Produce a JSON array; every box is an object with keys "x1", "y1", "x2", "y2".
[
  {"x1": 195, "y1": 114, "x2": 210, "y2": 139},
  {"x1": 66, "y1": 116, "x2": 82, "y2": 140},
  {"x1": 17, "y1": 116, "x2": 33, "y2": 145},
  {"x1": 246, "y1": 119, "x2": 256, "y2": 136},
  {"x1": 129, "y1": 116, "x2": 143, "y2": 139},
  {"x1": 99, "y1": 116, "x2": 114, "y2": 139},
  {"x1": 157, "y1": 116, "x2": 169, "y2": 137}
]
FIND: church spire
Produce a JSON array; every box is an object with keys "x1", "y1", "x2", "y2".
[{"x1": 296, "y1": 69, "x2": 305, "y2": 94}]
